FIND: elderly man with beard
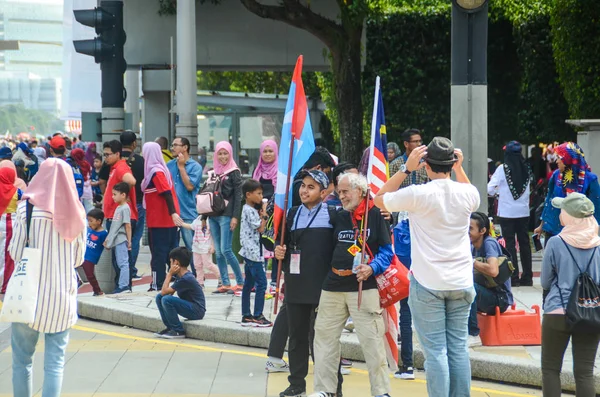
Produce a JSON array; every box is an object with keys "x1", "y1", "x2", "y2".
[{"x1": 310, "y1": 172, "x2": 393, "y2": 397}]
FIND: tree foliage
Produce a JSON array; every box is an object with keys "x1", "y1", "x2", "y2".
[{"x1": 0, "y1": 105, "x2": 63, "y2": 137}]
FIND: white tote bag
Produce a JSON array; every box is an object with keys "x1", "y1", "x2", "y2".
[{"x1": 0, "y1": 201, "x2": 42, "y2": 323}]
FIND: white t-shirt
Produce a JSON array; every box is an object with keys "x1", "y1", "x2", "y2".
[
  {"x1": 487, "y1": 165, "x2": 530, "y2": 219},
  {"x1": 383, "y1": 178, "x2": 480, "y2": 290}
]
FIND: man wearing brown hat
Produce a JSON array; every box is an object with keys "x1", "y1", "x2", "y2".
[{"x1": 374, "y1": 137, "x2": 480, "y2": 397}]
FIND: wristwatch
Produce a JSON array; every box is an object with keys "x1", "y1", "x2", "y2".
[{"x1": 400, "y1": 164, "x2": 411, "y2": 175}]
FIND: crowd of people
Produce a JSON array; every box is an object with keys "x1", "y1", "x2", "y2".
[{"x1": 0, "y1": 128, "x2": 599, "y2": 397}]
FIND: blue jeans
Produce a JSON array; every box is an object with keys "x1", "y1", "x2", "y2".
[
  {"x1": 209, "y1": 216, "x2": 243, "y2": 286},
  {"x1": 106, "y1": 219, "x2": 136, "y2": 290},
  {"x1": 130, "y1": 203, "x2": 145, "y2": 274},
  {"x1": 179, "y1": 218, "x2": 197, "y2": 277},
  {"x1": 397, "y1": 255, "x2": 413, "y2": 368},
  {"x1": 241, "y1": 258, "x2": 267, "y2": 317},
  {"x1": 408, "y1": 274, "x2": 475, "y2": 397},
  {"x1": 156, "y1": 294, "x2": 205, "y2": 333},
  {"x1": 114, "y1": 241, "x2": 130, "y2": 289},
  {"x1": 11, "y1": 323, "x2": 70, "y2": 397}
]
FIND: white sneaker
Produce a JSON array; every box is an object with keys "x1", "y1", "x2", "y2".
[
  {"x1": 340, "y1": 367, "x2": 351, "y2": 375},
  {"x1": 308, "y1": 393, "x2": 334, "y2": 397},
  {"x1": 344, "y1": 318, "x2": 354, "y2": 332},
  {"x1": 468, "y1": 335, "x2": 482, "y2": 347},
  {"x1": 265, "y1": 358, "x2": 290, "y2": 373}
]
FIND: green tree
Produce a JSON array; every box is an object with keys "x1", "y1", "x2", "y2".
[{"x1": 0, "y1": 105, "x2": 62, "y2": 137}]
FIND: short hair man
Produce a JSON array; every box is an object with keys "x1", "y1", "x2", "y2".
[
  {"x1": 155, "y1": 247, "x2": 206, "y2": 339},
  {"x1": 374, "y1": 137, "x2": 480, "y2": 397},
  {"x1": 48, "y1": 136, "x2": 67, "y2": 159},
  {"x1": 311, "y1": 172, "x2": 392, "y2": 397},
  {"x1": 155, "y1": 136, "x2": 174, "y2": 164},
  {"x1": 167, "y1": 136, "x2": 203, "y2": 273},
  {"x1": 389, "y1": 129, "x2": 428, "y2": 186}
]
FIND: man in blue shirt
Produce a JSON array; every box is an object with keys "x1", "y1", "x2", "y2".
[{"x1": 167, "y1": 137, "x2": 203, "y2": 273}]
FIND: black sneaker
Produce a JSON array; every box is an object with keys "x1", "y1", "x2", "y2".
[
  {"x1": 147, "y1": 287, "x2": 157, "y2": 292},
  {"x1": 279, "y1": 385, "x2": 306, "y2": 397},
  {"x1": 241, "y1": 315, "x2": 256, "y2": 327},
  {"x1": 253, "y1": 314, "x2": 273, "y2": 328},
  {"x1": 519, "y1": 279, "x2": 533, "y2": 287},
  {"x1": 154, "y1": 328, "x2": 170, "y2": 337},
  {"x1": 394, "y1": 365, "x2": 415, "y2": 380},
  {"x1": 161, "y1": 330, "x2": 185, "y2": 339}
]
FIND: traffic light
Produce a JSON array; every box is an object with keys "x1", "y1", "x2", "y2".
[{"x1": 73, "y1": 0, "x2": 126, "y2": 110}]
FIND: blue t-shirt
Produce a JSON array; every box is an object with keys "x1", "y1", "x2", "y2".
[
  {"x1": 167, "y1": 159, "x2": 203, "y2": 220},
  {"x1": 172, "y1": 272, "x2": 206, "y2": 315},
  {"x1": 472, "y1": 236, "x2": 514, "y2": 304},
  {"x1": 91, "y1": 168, "x2": 101, "y2": 196},
  {"x1": 84, "y1": 227, "x2": 108, "y2": 264}
]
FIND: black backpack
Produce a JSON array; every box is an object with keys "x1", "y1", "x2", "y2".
[{"x1": 556, "y1": 237, "x2": 600, "y2": 333}]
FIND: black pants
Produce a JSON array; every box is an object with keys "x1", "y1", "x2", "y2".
[
  {"x1": 542, "y1": 314, "x2": 600, "y2": 397},
  {"x1": 148, "y1": 227, "x2": 178, "y2": 290},
  {"x1": 267, "y1": 302, "x2": 289, "y2": 359},
  {"x1": 468, "y1": 284, "x2": 510, "y2": 336},
  {"x1": 499, "y1": 216, "x2": 532, "y2": 283}
]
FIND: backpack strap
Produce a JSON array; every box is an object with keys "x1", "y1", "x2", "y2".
[{"x1": 25, "y1": 200, "x2": 33, "y2": 247}]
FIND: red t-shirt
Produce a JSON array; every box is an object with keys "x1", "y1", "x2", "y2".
[
  {"x1": 144, "y1": 171, "x2": 180, "y2": 228},
  {"x1": 104, "y1": 160, "x2": 139, "y2": 220}
]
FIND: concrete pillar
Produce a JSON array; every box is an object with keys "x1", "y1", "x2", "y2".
[
  {"x1": 569, "y1": 120, "x2": 600, "y2": 175},
  {"x1": 142, "y1": 91, "x2": 171, "y2": 145},
  {"x1": 125, "y1": 68, "x2": 141, "y2": 135},
  {"x1": 175, "y1": 0, "x2": 198, "y2": 156}
]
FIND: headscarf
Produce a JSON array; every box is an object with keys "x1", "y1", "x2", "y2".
[
  {"x1": 387, "y1": 142, "x2": 401, "y2": 161},
  {"x1": 213, "y1": 141, "x2": 239, "y2": 175},
  {"x1": 559, "y1": 210, "x2": 600, "y2": 249},
  {"x1": 0, "y1": 168, "x2": 17, "y2": 214},
  {"x1": 70, "y1": 148, "x2": 91, "y2": 181},
  {"x1": 141, "y1": 142, "x2": 171, "y2": 195},
  {"x1": 503, "y1": 141, "x2": 531, "y2": 200},
  {"x1": 33, "y1": 147, "x2": 46, "y2": 163},
  {"x1": 555, "y1": 142, "x2": 591, "y2": 194},
  {"x1": 358, "y1": 148, "x2": 370, "y2": 176},
  {"x1": 85, "y1": 142, "x2": 97, "y2": 165},
  {"x1": 0, "y1": 161, "x2": 26, "y2": 190},
  {"x1": 23, "y1": 158, "x2": 86, "y2": 242},
  {"x1": 253, "y1": 139, "x2": 278, "y2": 185}
]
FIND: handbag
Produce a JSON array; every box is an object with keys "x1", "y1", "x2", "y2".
[
  {"x1": 376, "y1": 255, "x2": 410, "y2": 308},
  {"x1": 196, "y1": 170, "x2": 231, "y2": 217},
  {"x1": 473, "y1": 237, "x2": 515, "y2": 288},
  {"x1": 556, "y1": 237, "x2": 600, "y2": 333},
  {"x1": 0, "y1": 201, "x2": 42, "y2": 323}
]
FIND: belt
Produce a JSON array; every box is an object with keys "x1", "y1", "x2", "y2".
[{"x1": 332, "y1": 267, "x2": 353, "y2": 277}]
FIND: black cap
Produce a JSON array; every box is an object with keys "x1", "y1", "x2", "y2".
[{"x1": 425, "y1": 137, "x2": 457, "y2": 166}]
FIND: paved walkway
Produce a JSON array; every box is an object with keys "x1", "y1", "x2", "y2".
[{"x1": 0, "y1": 318, "x2": 546, "y2": 397}]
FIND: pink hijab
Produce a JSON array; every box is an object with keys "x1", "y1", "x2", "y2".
[
  {"x1": 253, "y1": 139, "x2": 278, "y2": 186},
  {"x1": 23, "y1": 158, "x2": 86, "y2": 242},
  {"x1": 213, "y1": 141, "x2": 239, "y2": 175},
  {"x1": 559, "y1": 210, "x2": 600, "y2": 249},
  {"x1": 0, "y1": 160, "x2": 26, "y2": 190},
  {"x1": 141, "y1": 142, "x2": 172, "y2": 207}
]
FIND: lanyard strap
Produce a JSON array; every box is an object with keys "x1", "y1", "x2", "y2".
[{"x1": 292, "y1": 203, "x2": 322, "y2": 248}]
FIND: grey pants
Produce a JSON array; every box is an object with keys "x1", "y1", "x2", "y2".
[{"x1": 541, "y1": 314, "x2": 600, "y2": 397}]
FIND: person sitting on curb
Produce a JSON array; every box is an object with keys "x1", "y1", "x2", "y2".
[{"x1": 155, "y1": 247, "x2": 206, "y2": 340}]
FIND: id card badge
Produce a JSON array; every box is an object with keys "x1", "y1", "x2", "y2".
[
  {"x1": 352, "y1": 253, "x2": 362, "y2": 274},
  {"x1": 290, "y1": 250, "x2": 301, "y2": 274}
]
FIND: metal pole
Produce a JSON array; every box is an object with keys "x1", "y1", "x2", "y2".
[
  {"x1": 176, "y1": 0, "x2": 198, "y2": 156},
  {"x1": 357, "y1": 189, "x2": 371, "y2": 310}
]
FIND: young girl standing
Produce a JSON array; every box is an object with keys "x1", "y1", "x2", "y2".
[{"x1": 181, "y1": 218, "x2": 220, "y2": 287}]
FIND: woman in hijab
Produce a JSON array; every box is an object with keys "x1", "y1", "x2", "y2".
[
  {"x1": 210, "y1": 141, "x2": 244, "y2": 294},
  {"x1": 387, "y1": 142, "x2": 401, "y2": 163},
  {"x1": 71, "y1": 148, "x2": 94, "y2": 212},
  {"x1": 141, "y1": 142, "x2": 182, "y2": 292},
  {"x1": 252, "y1": 139, "x2": 278, "y2": 200},
  {"x1": 33, "y1": 147, "x2": 47, "y2": 166},
  {"x1": 540, "y1": 193, "x2": 600, "y2": 397},
  {"x1": 535, "y1": 142, "x2": 600, "y2": 241},
  {"x1": 488, "y1": 141, "x2": 533, "y2": 286},
  {"x1": 85, "y1": 142, "x2": 97, "y2": 166},
  {"x1": 9, "y1": 158, "x2": 86, "y2": 397},
  {"x1": 0, "y1": 167, "x2": 22, "y2": 294},
  {"x1": 0, "y1": 160, "x2": 27, "y2": 191}
]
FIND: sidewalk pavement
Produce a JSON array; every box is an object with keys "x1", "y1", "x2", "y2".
[{"x1": 76, "y1": 248, "x2": 600, "y2": 394}]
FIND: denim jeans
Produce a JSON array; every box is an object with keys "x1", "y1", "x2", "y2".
[
  {"x1": 397, "y1": 255, "x2": 413, "y2": 368},
  {"x1": 148, "y1": 227, "x2": 178, "y2": 290},
  {"x1": 106, "y1": 218, "x2": 137, "y2": 290},
  {"x1": 114, "y1": 241, "x2": 130, "y2": 289},
  {"x1": 468, "y1": 283, "x2": 511, "y2": 336},
  {"x1": 11, "y1": 323, "x2": 70, "y2": 397},
  {"x1": 241, "y1": 258, "x2": 267, "y2": 317},
  {"x1": 156, "y1": 294, "x2": 205, "y2": 333},
  {"x1": 209, "y1": 215, "x2": 243, "y2": 286},
  {"x1": 408, "y1": 274, "x2": 475, "y2": 397},
  {"x1": 130, "y1": 203, "x2": 145, "y2": 273},
  {"x1": 178, "y1": 218, "x2": 197, "y2": 277}
]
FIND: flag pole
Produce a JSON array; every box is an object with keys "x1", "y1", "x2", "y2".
[
  {"x1": 273, "y1": 136, "x2": 295, "y2": 314},
  {"x1": 357, "y1": 187, "x2": 371, "y2": 310}
]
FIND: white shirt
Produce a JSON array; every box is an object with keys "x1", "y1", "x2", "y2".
[
  {"x1": 383, "y1": 179, "x2": 480, "y2": 290},
  {"x1": 487, "y1": 165, "x2": 530, "y2": 219},
  {"x1": 9, "y1": 202, "x2": 85, "y2": 333}
]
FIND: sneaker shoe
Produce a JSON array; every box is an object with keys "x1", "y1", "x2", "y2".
[
  {"x1": 253, "y1": 314, "x2": 273, "y2": 328},
  {"x1": 93, "y1": 291, "x2": 105, "y2": 296},
  {"x1": 340, "y1": 358, "x2": 352, "y2": 368},
  {"x1": 340, "y1": 367, "x2": 351, "y2": 375},
  {"x1": 147, "y1": 287, "x2": 156, "y2": 292},
  {"x1": 344, "y1": 318, "x2": 354, "y2": 332},
  {"x1": 234, "y1": 290, "x2": 243, "y2": 297},
  {"x1": 308, "y1": 393, "x2": 334, "y2": 397},
  {"x1": 468, "y1": 335, "x2": 482, "y2": 347},
  {"x1": 154, "y1": 328, "x2": 170, "y2": 337},
  {"x1": 241, "y1": 315, "x2": 256, "y2": 327},
  {"x1": 519, "y1": 279, "x2": 533, "y2": 287},
  {"x1": 212, "y1": 286, "x2": 232, "y2": 294},
  {"x1": 375, "y1": 394, "x2": 391, "y2": 397},
  {"x1": 161, "y1": 330, "x2": 186, "y2": 339},
  {"x1": 265, "y1": 358, "x2": 290, "y2": 373},
  {"x1": 132, "y1": 274, "x2": 143, "y2": 281},
  {"x1": 394, "y1": 366, "x2": 415, "y2": 380},
  {"x1": 279, "y1": 385, "x2": 306, "y2": 397},
  {"x1": 109, "y1": 287, "x2": 132, "y2": 295},
  {"x1": 269, "y1": 282, "x2": 277, "y2": 294}
]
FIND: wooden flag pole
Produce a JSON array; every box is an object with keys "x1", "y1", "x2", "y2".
[
  {"x1": 273, "y1": 136, "x2": 296, "y2": 315},
  {"x1": 357, "y1": 188, "x2": 371, "y2": 310}
]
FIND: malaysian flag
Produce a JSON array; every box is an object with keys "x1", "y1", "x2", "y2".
[{"x1": 366, "y1": 76, "x2": 399, "y2": 371}]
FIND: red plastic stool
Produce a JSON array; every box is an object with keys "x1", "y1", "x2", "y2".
[{"x1": 477, "y1": 304, "x2": 541, "y2": 346}]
